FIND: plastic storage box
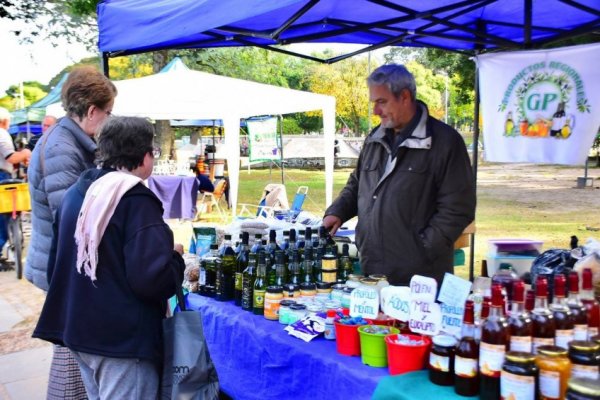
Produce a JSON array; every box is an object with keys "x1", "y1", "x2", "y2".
[
  {"x1": 488, "y1": 239, "x2": 543, "y2": 257},
  {"x1": 486, "y1": 255, "x2": 537, "y2": 277}
]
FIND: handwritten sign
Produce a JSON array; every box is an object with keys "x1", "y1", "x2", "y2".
[
  {"x1": 409, "y1": 275, "x2": 437, "y2": 302},
  {"x1": 440, "y1": 303, "x2": 465, "y2": 338},
  {"x1": 438, "y1": 273, "x2": 472, "y2": 307},
  {"x1": 349, "y1": 287, "x2": 379, "y2": 319},
  {"x1": 409, "y1": 300, "x2": 441, "y2": 336},
  {"x1": 380, "y1": 286, "x2": 410, "y2": 321}
]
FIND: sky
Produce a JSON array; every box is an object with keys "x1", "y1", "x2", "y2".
[{"x1": 0, "y1": 19, "x2": 94, "y2": 97}]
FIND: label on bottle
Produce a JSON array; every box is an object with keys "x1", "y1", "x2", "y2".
[
  {"x1": 539, "y1": 369, "x2": 560, "y2": 398},
  {"x1": 554, "y1": 329, "x2": 574, "y2": 349},
  {"x1": 199, "y1": 268, "x2": 206, "y2": 285},
  {"x1": 234, "y1": 272, "x2": 243, "y2": 291},
  {"x1": 571, "y1": 363, "x2": 600, "y2": 380},
  {"x1": 429, "y1": 353, "x2": 449, "y2": 372},
  {"x1": 253, "y1": 289, "x2": 266, "y2": 309},
  {"x1": 454, "y1": 356, "x2": 477, "y2": 377},
  {"x1": 479, "y1": 342, "x2": 505, "y2": 377},
  {"x1": 510, "y1": 335, "x2": 532, "y2": 353},
  {"x1": 573, "y1": 324, "x2": 588, "y2": 341},
  {"x1": 500, "y1": 370, "x2": 535, "y2": 400},
  {"x1": 532, "y1": 337, "x2": 554, "y2": 354},
  {"x1": 264, "y1": 296, "x2": 282, "y2": 320}
]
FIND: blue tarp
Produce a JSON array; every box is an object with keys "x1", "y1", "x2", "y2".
[{"x1": 97, "y1": 0, "x2": 600, "y2": 58}]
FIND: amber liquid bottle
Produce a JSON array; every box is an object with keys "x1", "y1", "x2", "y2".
[
  {"x1": 567, "y1": 271, "x2": 588, "y2": 341},
  {"x1": 551, "y1": 274, "x2": 574, "y2": 349},
  {"x1": 508, "y1": 279, "x2": 533, "y2": 353},
  {"x1": 455, "y1": 300, "x2": 479, "y2": 397},
  {"x1": 581, "y1": 268, "x2": 600, "y2": 339},
  {"x1": 532, "y1": 277, "x2": 556, "y2": 354},
  {"x1": 479, "y1": 284, "x2": 509, "y2": 400}
]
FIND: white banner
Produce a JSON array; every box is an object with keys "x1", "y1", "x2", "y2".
[
  {"x1": 246, "y1": 117, "x2": 279, "y2": 162},
  {"x1": 478, "y1": 43, "x2": 600, "y2": 165}
]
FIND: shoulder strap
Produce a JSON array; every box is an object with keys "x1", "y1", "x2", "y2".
[{"x1": 38, "y1": 123, "x2": 59, "y2": 176}]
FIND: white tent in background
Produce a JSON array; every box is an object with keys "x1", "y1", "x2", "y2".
[{"x1": 48, "y1": 58, "x2": 336, "y2": 215}]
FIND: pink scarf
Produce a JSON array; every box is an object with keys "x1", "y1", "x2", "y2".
[{"x1": 75, "y1": 171, "x2": 142, "y2": 282}]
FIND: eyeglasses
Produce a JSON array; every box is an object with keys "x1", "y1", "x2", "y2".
[{"x1": 104, "y1": 110, "x2": 112, "y2": 117}]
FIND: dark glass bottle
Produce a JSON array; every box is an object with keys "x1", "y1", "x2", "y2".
[
  {"x1": 301, "y1": 248, "x2": 314, "y2": 284},
  {"x1": 241, "y1": 253, "x2": 257, "y2": 311},
  {"x1": 216, "y1": 234, "x2": 236, "y2": 301},
  {"x1": 492, "y1": 263, "x2": 519, "y2": 303},
  {"x1": 202, "y1": 244, "x2": 219, "y2": 298},
  {"x1": 266, "y1": 230, "x2": 280, "y2": 285},
  {"x1": 509, "y1": 279, "x2": 533, "y2": 353},
  {"x1": 250, "y1": 234, "x2": 263, "y2": 254},
  {"x1": 552, "y1": 274, "x2": 574, "y2": 349},
  {"x1": 338, "y1": 243, "x2": 353, "y2": 282},
  {"x1": 303, "y1": 227, "x2": 313, "y2": 259},
  {"x1": 234, "y1": 232, "x2": 250, "y2": 306},
  {"x1": 313, "y1": 246, "x2": 324, "y2": 282},
  {"x1": 296, "y1": 229, "x2": 306, "y2": 259},
  {"x1": 273, "y1": 250, "x2": 286, "y2": 286},
  {"x1": 567, "y1": 271, "x2": 588, "y2": 341},
  {"x1": 288, "y1": 249, "x2": 301, "y2": 285},
  {"x1": 253, "y1": 252, "x2": 267, "y2": 315},
  {"x1": 581, "y1": 268, "x2": 600, "y2": 339},
  {"x1": 318, "y1": 225, "x2": 329, "y2": 250},
  {"x1": 479, "y1": 284, "x2": 509, "y2": 400},
  {"x1": 455, "y1": 300, "x2": 479, "y2": 396},
  {"x1": 532, "y1": 277, "x2": 556, "y2": 354},
  {"x1": 280, "y1": 230, "x2": 291, "y2": 263}
]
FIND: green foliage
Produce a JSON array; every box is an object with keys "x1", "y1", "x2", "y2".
[
  {"x1": 1, "y1": 82, "x2": 47, "y2": 110},
  {"x1": 280, "y1": 118, "x2": 303, "y2": 135}
]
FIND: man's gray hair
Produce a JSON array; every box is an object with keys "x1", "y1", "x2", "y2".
[
  {"x1": 367, "y1": 64, "x2": 416, "y2": 101},
  {"x1": 0, "y1": 107, "x2": 10, "y2": 122}
]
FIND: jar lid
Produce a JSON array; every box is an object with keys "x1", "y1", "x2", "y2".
[
  {"x1": 290, "y1": 304, "x2": 307, "y2": 310},
  {"x1": 569, "y1": 340, "x2": 600, "y2": 352},
  {"x1": 316, "y1": 281, "x2": 332, "y2": 290},
  {"x1": 321, "y1": 266, "x2": 338, "y2": 271},
  {"x1": 342, "y1": 286, "x2": 354, "y2": 293},
  {"x1": 369, "y1": 274, "x2": 388, "y2": 281},
  {"x1": 537, "y1": 345, "x2": 568, "y2": 357},
  {"x1": 359, "y1": 277, "x2": 378, "y2": 286},
  {"x1": 280, "y1": 300, "x2": 296, "y2": 307},
  {"x1": 325, "y1": 300, "x2": 341, "y2": 309},
  {"x1": 431, "y1": 334, "x2": 457, "y2": 347},
  {"x1": 331, "y1": 283, "x2": 346, "y2": 290},
  {"x1": 283, "y1": 283, "x2": 299, "y2": 292},
  {"x1": 306, "y1": 304, "x2": 322, "y2": 312},
  {"x1": 505, "y1": 351, "x2": 537, "y2": 364},
  {"x1": 348, "y1": 274, "x2": 363, "y2": 281},
  {"x1": 300, "y1": 282, "x2": 317, "y2": 290},
  {"x1": 266, "y1": 285, "x2": 283, "y2": 293},
  {"x1": 567, "y1": 377, "x2": 600, "y2": 396}
]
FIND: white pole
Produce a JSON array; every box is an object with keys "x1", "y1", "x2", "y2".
[{"x1": 444, "y1": 74, "x2": 449, "y2": 124}]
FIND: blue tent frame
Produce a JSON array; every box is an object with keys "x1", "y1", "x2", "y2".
[{"x1": 96, "y1": 0, "x2": 600, "y2": 280}]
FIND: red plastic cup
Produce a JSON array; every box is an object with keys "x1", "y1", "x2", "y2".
[
  {"x1": 385, "y1": 333, "x2": 431, "y2": 375},
  {"x1": 365, "y1": 316, "x2": 396, "y2": 327},
  {"x1": 334, "y1": 321, "x2": 365, "y2": 356}
]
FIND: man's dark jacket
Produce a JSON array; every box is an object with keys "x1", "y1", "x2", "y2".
[
  {"x1": 325, "y1": 102, "x2": 475, "y2": 286},
  {"x1": 33, "y1": 168, "x2": 185, "y2": 363}
]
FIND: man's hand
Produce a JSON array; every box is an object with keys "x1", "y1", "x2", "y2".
[
  {"x1": 174, "y1": 243, "x2": 184, "y2": 255},
  {"x1": 322, "y1": 215, "x2": 342, "y2": 236}
]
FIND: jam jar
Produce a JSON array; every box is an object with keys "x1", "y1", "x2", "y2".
[
  {"x1": 429, "y1": 334, "x2": 457, "y2": 386},
  {"x1": 536, "y1": 345, "x2": 572, "y2": 400},
  {"x1": 501, "y1": 351, "x2": 538, "y2": 400},
  {"x1": 568, "y1": 341, "x2": 600, "y2": 380},
  {"x1": 566, "y1": 377, "x2": 600, "y2": 400}
]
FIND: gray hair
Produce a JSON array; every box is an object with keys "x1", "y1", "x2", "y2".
[
  {"x1": 0, "y1": 107, "x2": 10, "y2": 122},
  {"x1": 367, "y1": 64, "x2": 416, "y2": 101}
]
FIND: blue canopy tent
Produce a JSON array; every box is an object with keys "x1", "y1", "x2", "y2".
[{"x1": 96, "y1": 0, "x2": 600, "y2": 280}]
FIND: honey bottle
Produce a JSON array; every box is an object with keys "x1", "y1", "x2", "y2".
[
  {"x1": 567, "y1": 271, "x2": 588, "y2": 341},
  {"x1": 455, "y1": 300, "x2": 479, "y2": 396},
  {"x1": 532, "y1": 277, "x2": 556, "y2": 354},
  {"x1": 479, "y1": 284, "x2": 509, "y2": 400},
  {"x1": 581, "y1": 268, "x2": 599, "y2": 339},
  {"x1": 551, "y1": 274, "x2": 574, "y2": 349},
  {"x1": 508, "y1": 279, "x2": 533, "y2": 353}
]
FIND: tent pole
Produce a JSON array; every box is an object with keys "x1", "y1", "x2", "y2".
[
  {"x1": 469, "y1": 55, "x2": 481, "y2": 282},
  {"x1": 102, "y1": 52, "x2": 110, "y2": 78},
  {"x1": 279, "y1": 115, "x2": 284, "y2": 185}
]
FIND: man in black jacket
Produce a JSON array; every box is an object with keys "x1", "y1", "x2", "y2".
[{"x1": 323, "y1": 64, "x2": 475, "y2": 286}]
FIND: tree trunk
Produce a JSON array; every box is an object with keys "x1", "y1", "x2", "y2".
[{"x1": 152, "y1": 50, "x2": 172, "y2": 160}]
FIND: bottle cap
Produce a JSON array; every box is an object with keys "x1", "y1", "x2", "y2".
[
  {"x1": 535, "y1": 277, "x2": 548, "y2": 297},
  {"x1": 512, "y1": 280, "x2": 525, "y2": 302},
  {"x1": 491, "y1": 284, "x2": 504, "y2": 306},
  {"x1": 463, "y1": 300, "x2": 474, "y2": 324},
  {"x1": 582, "y1": 268, "x2": 593, "y2": 290},
  {"x1": 224, "y1": 234, "x2": 232, "y2": 240},
  {"x1": 554, "y1": 274, "x2": 566, "y2": 297},
  {"x1": 525, "y1": 289, "x2": 535, "y2": 311},
  {"x1": 568, "y1": 271, "x2": 580, "y2": 293},
  {"x1": 326, "y1": 309, "x2": 337, "y2": 318}
]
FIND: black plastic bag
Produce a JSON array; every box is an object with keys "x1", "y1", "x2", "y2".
[{"x1": 530, "y1": 249, "x2": 577, "y2": 301}]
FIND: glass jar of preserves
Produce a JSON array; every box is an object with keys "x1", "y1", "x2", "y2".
[
  {"x1": 536, "y1": 345, "x2": 572, "y2": 400},
  {"x1": 568, "y1": 341, "x2": 600, "y2": 380},
  {"x1": 306, "y1": 302, "x2": 322, "y2": 316},
  {"x1": 429, "y1": 334, "x2": 457, "y2": 386},
  {"x1": 359, "y1": 277, "x2": 378, "y2": 288},
  {"x1": 300, "y1": 282, "x2": 317, "y2": 298},
  {"x1": 283, "y1": 283, "x2": 299, "y2": 300},
  {"x1": 288, "y1": 303, "x2": 307, "y2": 324},
  {"x1": 279, "y1": 300, "x2": 296, "y2": 325},
  {"x1": 346, "y1": 274, "x2": 363, "y2": 289},
  {"x1": 501, "y1": 352, "x2": 538, "y2": 400},
  {"x1": 566, "y1": 377, "x2": 600, "y2": 400},
  {"x1": 264, "y1": 286, "x2": 283, "y2": 321},
  {"x1": 316, "y1": 281, "x2": 332, "y2": 300},
  {"x1": 331, "y1": 283, "x2": 345, "y2": 303},
  {"x1": 341, "y1": 286, "x2": 353, "y2": 308}
]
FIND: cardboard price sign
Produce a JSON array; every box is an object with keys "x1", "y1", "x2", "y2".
[
  {"x1": 349, "y1": 287, "x2": 379, "y2": 319},
  {"x1": 440, "y1": 303, "x2": 465, "y2": 338},
  {"x1": 380, "y1": 286, "x2": 410, "y2": 321},
  {"x1": 408, "y1": 275, "x2": 441, "y2": 335}
]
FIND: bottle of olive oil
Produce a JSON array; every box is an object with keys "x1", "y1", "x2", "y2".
[
  {"x1": 241, "y1": 253, "x2": 257, "y2": 311},
  {"x1": 253, "y1": 252, "x2": 267, "y2": 315}
]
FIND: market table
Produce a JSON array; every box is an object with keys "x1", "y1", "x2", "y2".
[
  {"x1": 373, "y1": 371, "x2": 478, "y2": 400},
  {"x1": 147, "y1": 175, "x2": 198, "y2": 219},
  {"x1": 186, "y1": 293, "x2": 387, "y2": 400}
]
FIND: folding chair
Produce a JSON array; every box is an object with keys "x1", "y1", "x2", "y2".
[
  {"x1": 198, "y1": 179, "x2": 228, "y2": 219},
  {"x1": 277, "y1": 186, "x2": 308, "y2": 222},
  {"x1": 237, "y1": 183, "x2": 288, "y2": 219}
]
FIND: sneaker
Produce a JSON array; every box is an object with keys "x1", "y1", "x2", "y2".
[{"x1": 0, "y1": 261, "x2": 14, "y2": 272}]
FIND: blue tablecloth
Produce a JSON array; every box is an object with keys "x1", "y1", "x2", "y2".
[
  {"x1": 147, "y1": 175, "x2": 198, "y2": 219},
  {"x1": 186, "y1": 293, "x2": 388, "y2": 400},
  {"x1": 373, "y1": 371, "x2": 478, "y2": 400}
]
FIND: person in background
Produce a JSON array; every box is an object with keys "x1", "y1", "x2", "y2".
[
  {"x1": 0, "y1": 107, "x2": 32, "y2": 271},
  {"x1": 33, "y1": 116, "x2": 185, "y2": 399},
  {"x1": 26, "y1": 65, "x2": 117, "y2": 400},
  {"x1": 26, "y1": 114, "x2": 58, "y2": 152},
  {"x1": 322, "y1": 64, "x2": 475, "y2": 286}
]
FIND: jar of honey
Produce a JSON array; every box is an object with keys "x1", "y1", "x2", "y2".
[
  {"x1": 501, "y1": 351, "x2": 538, "y2": 400},
  {"x1": 568, "y1": 341, "x2": 600, "y2": 380},
  {"x1": 264, "y1": 286, "x2": 283, "y2": 321},
  {"x1": 536, "y1": 345, "x2": 572, "y2": 400},
  {"x1": 429, "y1": 334, "x2": 457, "y2": 386},
  {"x1": 566, "y1": 377, "x2": 600, "y2": 400}
]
